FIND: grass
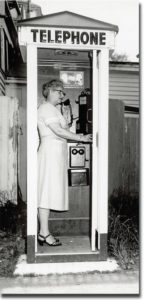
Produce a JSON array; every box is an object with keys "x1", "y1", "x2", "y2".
[
  {"x1": 0, "y1": 231, "x2": 25, "y2": 277},
  {"x1": 0, "y1": 193, "x2": 26, "y2": 277},
  {"x1": 108, "y1": 188, "x2": 139, "y2": 270}
]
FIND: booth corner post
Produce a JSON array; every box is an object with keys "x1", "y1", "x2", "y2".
[{"x1": 27, "y1": 43, "x2": 38, "y2": 259}]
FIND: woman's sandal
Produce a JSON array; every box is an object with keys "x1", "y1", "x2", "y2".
[{"x1": 37, "y1": 233, "x2": 62, "y2": 246}]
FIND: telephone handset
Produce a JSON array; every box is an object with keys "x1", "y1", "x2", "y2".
[{"x1": 61, "y1": 99, "x2": 73, "y2": 127}]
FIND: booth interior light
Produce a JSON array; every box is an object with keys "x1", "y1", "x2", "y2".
[{"x1": 55, "y1": 50, "x2": 78, "y2": 56}]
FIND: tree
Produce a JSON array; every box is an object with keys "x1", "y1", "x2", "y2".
[{"x1": 109, "y1": 51, "x2": 128, "y2": 62}]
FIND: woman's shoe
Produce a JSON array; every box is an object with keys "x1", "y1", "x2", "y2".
[
  {"x1": 38, "y1": 233, "x2": 60, "y2": 242},
  {"x1": 37, "y1": 233, "x2": 62, "y2": 246}
]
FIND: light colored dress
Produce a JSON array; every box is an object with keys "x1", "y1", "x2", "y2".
[{"x1": 37, "y1": 101, "x2": 68, "y2": 211}]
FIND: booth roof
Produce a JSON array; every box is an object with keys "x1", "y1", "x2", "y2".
[{"x1": 17, "y1": 10, "x2": 119, "y2": 33}]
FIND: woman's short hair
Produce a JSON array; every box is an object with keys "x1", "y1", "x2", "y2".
[{"x1": 42, "y1": 79, "x2": 64, "y2": 99}]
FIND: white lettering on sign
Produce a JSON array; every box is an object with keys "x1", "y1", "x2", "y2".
[{"x1": 30, "y1": 29, "x2": 106, "y2": 46}]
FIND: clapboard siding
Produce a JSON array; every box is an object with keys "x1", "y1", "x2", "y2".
[
  {"x1": 110, "y1": 74, "x2": 139, "y2": 79},
  {"x1": 109, "y1": 69, "x2": 139, "y2": 107},
  {"x1": 110, "y1": 82, "x2": 139, "y2": 87},
  {"x1": 110, "y1": 86, "x2": 139, "y2": 91},
  {"x1": 110, "y1": 90, "x2": 139, "y2": 95},
  {"x1": 123, "y1": 101, "x2": 139, "y2": 107}
]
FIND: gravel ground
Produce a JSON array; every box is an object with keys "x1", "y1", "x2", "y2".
[{"x1": 0, "y1": 270, "x2": 139, "y2": 295}]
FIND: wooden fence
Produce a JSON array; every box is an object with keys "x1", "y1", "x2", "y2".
[
  {"x1": 122, "y1": 117, "x2": 139, "y2": 194},
  {"x1": 108, "y1": 99, "x2": 139, "y2": 197}
]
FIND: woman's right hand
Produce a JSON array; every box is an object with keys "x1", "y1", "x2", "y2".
[{"x1": 81, "y1": 134, "x2": 93, "y2": 143}]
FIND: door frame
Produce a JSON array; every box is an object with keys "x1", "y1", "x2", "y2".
[{"x1": 26, "y1": 43, "x2": 109, "y2": 263}]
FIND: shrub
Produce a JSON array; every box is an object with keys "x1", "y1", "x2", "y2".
[
  {"x1": 0, "y1": 188, "x2": 26, "y2": 237},
  {"x1": 108, "y1": 188, "x2": 139, "y2": 269}
]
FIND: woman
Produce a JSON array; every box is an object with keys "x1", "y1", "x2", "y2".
[{"x1": 37, "y1": 79, "x2": 92, "y2": 246}]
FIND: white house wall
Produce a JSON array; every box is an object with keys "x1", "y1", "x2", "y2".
[{"x1": 109, "y1": 69, "x2": 139, "y2": 108}]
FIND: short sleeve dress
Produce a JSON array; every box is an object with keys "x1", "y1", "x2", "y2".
[{"x1": 37, "y1": 102, "x2": 68, "y2": 211}]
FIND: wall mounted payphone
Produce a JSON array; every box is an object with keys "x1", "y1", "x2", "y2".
[
  {"x1": 66, "y1": 89, "x2": 92, "y2": 187},
  {"x1": 76, "y1": 89, "x2": 92, "y2": 134}
]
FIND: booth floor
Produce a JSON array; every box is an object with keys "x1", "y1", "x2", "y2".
[{"x1": 37, "y1": 235, "x2": 98, "y2": 255}]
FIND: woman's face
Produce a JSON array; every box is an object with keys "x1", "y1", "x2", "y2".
[{"x1": 48, "y1": 86, "x2": 65, "y2": 105}]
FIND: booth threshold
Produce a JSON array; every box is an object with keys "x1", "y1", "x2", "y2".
[{"x1": 35, "y1": 236, "x2": 100, "y2": 263}]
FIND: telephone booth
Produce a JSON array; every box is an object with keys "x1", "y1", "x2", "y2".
[{"x1": 18, "y1": 11, "x2": 118, "y2": 263}]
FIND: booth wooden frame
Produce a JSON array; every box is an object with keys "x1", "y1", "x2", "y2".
[{"x1": 26, "y1": 42, "x2": 109, "y2": 263}]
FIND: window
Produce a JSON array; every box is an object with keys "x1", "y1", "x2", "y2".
[{"x1": 60, "y1": 71, "x2": 84, "y2": 88}]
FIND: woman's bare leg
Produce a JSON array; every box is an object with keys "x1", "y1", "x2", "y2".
[
  {"x1": 38, "y1": 208, "x2": 50, "y2": 236},
  {"x1": 38, "y1": 208, "x2": 56, "y2": 243}
]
